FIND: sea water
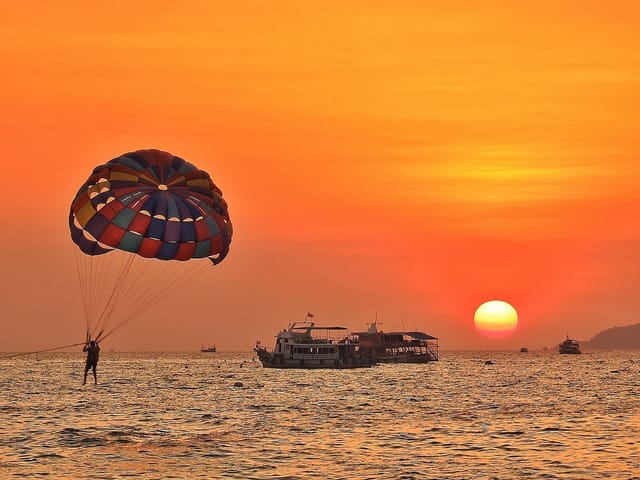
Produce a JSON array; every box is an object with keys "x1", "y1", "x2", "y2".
[{"x1": 0, "y1": 350, "x2": 638, "y2": 479}]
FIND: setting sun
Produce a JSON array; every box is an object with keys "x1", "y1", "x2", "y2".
[{"x1": 474, "y1": 300, "x2": 519, "y2": 339}]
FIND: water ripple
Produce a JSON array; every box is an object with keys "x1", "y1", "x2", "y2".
[{"x1": 1, "y1": 350, "x2": 639, "y2": 479}]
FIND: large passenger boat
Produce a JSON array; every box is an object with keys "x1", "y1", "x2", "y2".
[
  {"x1": 559, "y1": 335, "x2": 581, "y2": 354},
  {"x1": 352, "y1": 321, "x2": 439, "y2": 363},
  {"x1": 254, "y1": 319, "x2": 374, "y2": 369}
]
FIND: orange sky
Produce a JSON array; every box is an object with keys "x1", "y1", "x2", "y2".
[{"x1": 1, "y1": 1, "x2": 639, "y2": 351}]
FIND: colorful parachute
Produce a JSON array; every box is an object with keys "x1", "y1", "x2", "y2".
[
  {"x1": 70, "y1": 149, "x2": 232, "y2": 263},
  {"x1": 69, "y1": 149, "x2": 232, "y2": 342}
]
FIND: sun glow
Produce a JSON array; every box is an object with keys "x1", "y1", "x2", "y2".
[{"x1": 474, "y1": 300, "x2": 518, "y2": 338}]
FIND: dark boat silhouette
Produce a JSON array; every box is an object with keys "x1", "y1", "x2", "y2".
[{"x1": 559, "y1": 336, "x2": 581, "y2": 354}]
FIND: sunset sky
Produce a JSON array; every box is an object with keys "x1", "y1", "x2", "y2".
[{"x1": 1, "y1": 1, "x2": 639, "y2": 351}]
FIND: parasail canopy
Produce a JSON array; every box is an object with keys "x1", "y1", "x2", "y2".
[{"x1": 69, "y1": 149, "x2": 232, "y2": 264}]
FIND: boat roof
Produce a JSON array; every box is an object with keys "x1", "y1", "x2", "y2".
[
  {"x1": 291, "y1": 325, "x2": 348, "y2": 331},
  {"x1": 392, "y1": 331, "x2": 438, "y2": 340},
  {"x1": 353, "y1": 330, "x2": 438, "y2": 340}
]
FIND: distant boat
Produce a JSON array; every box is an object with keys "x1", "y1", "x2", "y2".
[
  {"x1": 200, "y1": 344, "x2": 217, "y2": 353},
  {"x1": 520, "y1": 347, "x2": 529, "y2": 353},
  {"x1": 559, "y1": 336, "x2": 581, "y2": 354}
]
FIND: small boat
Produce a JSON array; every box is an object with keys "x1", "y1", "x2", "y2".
[
  {"x1": 200, "y1": 344, "x2": 217, "y2": 353},
  {"x1": 559, "y1": 336, "x2": 581, "y2": 354},
  {"x1": 352, "y1": 321, "x2": 439, "y2": 363},
  {"x1": 520, "y1": 347, "x2": 529, "y2": 353},
  {"x1": 255, "y1": 318, "x2": 374, "y2": 369}
]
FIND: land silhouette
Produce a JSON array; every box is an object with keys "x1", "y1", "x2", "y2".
[{"x1": 585, "y1": 322, "x2": 640, "y2": 349}]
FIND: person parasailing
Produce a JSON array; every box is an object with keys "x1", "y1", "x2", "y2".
[{"x1": 83, "y1": 338, "x2": 100, "y2": 385}]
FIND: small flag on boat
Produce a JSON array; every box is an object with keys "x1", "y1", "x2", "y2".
[{"x1": 306, "y1": 312, "x2": 314, "y2": 318}]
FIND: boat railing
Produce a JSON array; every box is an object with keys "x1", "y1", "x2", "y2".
[{"x1": 426, "y1": 345, "x2": 439, "y2": 360}]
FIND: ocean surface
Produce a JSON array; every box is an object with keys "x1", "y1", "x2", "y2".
[{"x1": 1, "y1": 350, "x2": 638, "y2": 479}]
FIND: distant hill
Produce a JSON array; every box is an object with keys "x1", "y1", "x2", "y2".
[{"x1": 586, "y1": 323, "x2": 640, "y2": 349}]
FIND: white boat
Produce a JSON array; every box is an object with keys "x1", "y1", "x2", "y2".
[
  {"x1": 255, "y1": 320, "x2": 373, "y2": 369},
  {"x1": 559, "y1": 336, "x2": 581, "y2": 354}
]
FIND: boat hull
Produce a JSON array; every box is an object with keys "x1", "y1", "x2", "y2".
[
  {"x1": 259, "y1": 361, "x2": 372, "y2": 369},
  {"x1": 373, "y1": 353, "x2": 436, "y2": 363},
  {"x1": 255, "y1": 350, "x2": 373, "y2": 369},
  {"x1": 559, "y1": 348, "x2": 581, "y2": 354}
]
